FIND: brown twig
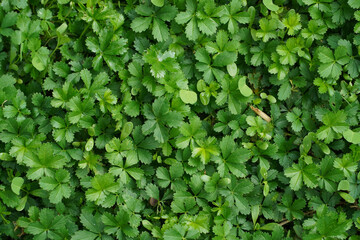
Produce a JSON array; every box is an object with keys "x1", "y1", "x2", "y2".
[
  {"x1": 279, "y1": 219, "x2": 291, "y2": 226},
  {"x1": 1, "y1": 100, "x2": 7, "y2": 108},
  {"x1": 350, "y1": 205, "x2": 360, "y2": 209},
  {"x1": 250, "y1": 106, "x2": 271, "y2": 122},
  {"x1": 304, "y1": 210, "x2": 315, "y2": 216}
]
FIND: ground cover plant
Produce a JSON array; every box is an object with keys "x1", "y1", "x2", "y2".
[{"x1": 1, "y1": 0, "x2": 360, "y2": 239}]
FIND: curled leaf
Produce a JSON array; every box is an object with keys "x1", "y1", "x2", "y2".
[{"x1": 149, "y1": 197, "x2": 158, "y2": 206}]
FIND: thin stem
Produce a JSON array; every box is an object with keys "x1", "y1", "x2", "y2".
[
  {"x1": 44, "y1": 36, "x2": 57, "y2": 46},
  {"x1": 49, "y1": 42, "x2": 59, "y2": 58},
  {"x1": 278, "y1": 210, "x2": 315, "y2": 226},
  {"x1": 79, "y1": 23, "x2": 91, "y2": 39},
  {"x1": 0, "y1": 214, "x2": 9, "y2": 224}
]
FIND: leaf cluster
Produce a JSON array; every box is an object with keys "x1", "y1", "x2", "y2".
[{"x1": 0, "y1": 0, "x2": 360, "y2": 239}]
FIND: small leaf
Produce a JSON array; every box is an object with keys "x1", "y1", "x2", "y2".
[
  {"x1": 227, "y1": 63, "x2": 237, "y2": 77},
  {"x1": 56, "y1": 22, "x2": 68, "y2": 35},
  {"x1": 121, "y1": 122, "x2": 134, "y2": 141},
  {"x1": 238, "y1": 76, "x2": 253, "y2": 97},
  {"x1": 251, "y1": 205, "x2": 260, "y2": 225},
  {"x1": 343, "y1": 129, "x2": 360, "y2": 144},
  {"x1": 278, "y1": 82, "x2": 291, "y2": 100},
  {"x1": 151, "y1": 0, "x2": 164, "y2": 7},
  {"x1": 263, "y1": 0, "x2": 279, "y2": 11},
  {"x1": 16, "y1": 195, "x2": 27, "y2": 211},
  {"x1": 339, "y1": 192, "x2": 355, "y2": 203},
  {"x1": 58, "y1": 0, "x2": 70, "y2": 4},
  {"x1": 85, "y1": 138, "x2": 94, "y2": 152},
  {"x1": 213, "y1": 52, "x2": 237, "y2": 67},
  {"x1": 318, "y1": 142, "x2": 330, "y2": 155},
  {"x1": 218, "y1": 178, "x2": 231, "y2": 187},
  {"x1": 11, "y1": 177, "x2": 24, "y2": 195},
  {"x1": 260, "y1": 223, "x2": 280, "y2": 231},
  {"x1": 32, "y1": 47, "x2": 50, "y2": 71},
  {"x1": 201, "y1": 175, "x2": 211, "y2": 182},
  {"x1": 349, "y1": 0, "x2": 360, "y2": 8},
  {"x1": 338, "y1": 180, "x2": 350, "y2": 191},
  {"x1": 179, "y1": 90, "x2": 197, "y2": 104}
]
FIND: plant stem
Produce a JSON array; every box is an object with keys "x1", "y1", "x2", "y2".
[
  {"x1": 49, "y1": 42, "x2": 59, "y2": 58},
  {"x1": 79, "y1": 23, "x2": 91, "y2": 39}
]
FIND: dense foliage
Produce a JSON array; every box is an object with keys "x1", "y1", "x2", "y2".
[{"x1": 1, "y1": 0, "x2": 360, "y2": 239}]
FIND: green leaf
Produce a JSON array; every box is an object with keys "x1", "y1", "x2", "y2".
[
  {"x1": 102, "y1": 209, "x2": 139, "y2": 238},
  {"x1": 278, "y1": 82, "x2": 291, "y2": 100},
  {"x1": 227, "y1": 63, "x2": 237, "y2": 77},
  {"x1": 263, "y1": 0, "x2": 279, "y2": 11},
  {"x1": 39, "y1": 169, "x2": 71, "y2": 203},
  {"x1": 195, "y1": 48, "x2": 211, "y2": 64},
  {"x1": 176, "y1": 116, "x2": 206, "y2": 149},
  {"x1": 334, "y1": 154, "x2": 357, "y2": 177},
  {"x1": 27, "y1": 209, "x2": 66, "y2": 238},
  {"x1": 164, "y1": 224, "x2": 186, "y2": 240},
  {"x1": 11, "y1": 177, "x2": 24, "y2": 195},
  {"x1": 72, "y1": 231, "x2": 97, "y2": 240},
  {"x1": 120, "y1": 122, "x2": 134, "y2": 141},
  {"x1": 80, "y1": 211, "x2": 103, "y2": 233},
  {"x1": 32, "y1": 47, "x2": 50, "y2": 71},
  {"x1": 192, "y1": 137, "x2": 220, "y2": 164},
  {"x1": 213, "y1": 52, "x2": 237, "y2": 67},
  {"x1": 282, "y1": 9, "x2": 301, "y2": 35},
  {"x1": 85, "y1": 137, "x2": 94, "y2": 151},
  {"x1": 286, "y1": 108, "x2": 303, "y2": 132},
  {"x1": 151, "y1": 0, "x2": 164, "y2": 7},
  {"x1": 256, "y1": 18, "x2": 278, "y2": 42},
  {"x1": 58, "y1": 0, "x2": 70, "y2": 4},
  {"x1": 251, "y1": 205, "x2": 260, "y2": 225},
  {"x1": 185, "y1": 212, "x2": 210, "y2": 234},
  {"x1": 142, "y1": 97, "x2": 183, "y2": 143},
  {"x1": 339, "y1": 192, "x2": 355, "y2": 203},
  {"x1": 316, "y1": 46, "x2": 348, "y2": 79},
  {"x1": 23, "y1": 143, "x2": 68, "y2": 180},
  {"x1": 214, "y1": 136, "x2": 250, "y2": 177},
  {"x1": 85, "y1": 174, "x2": 118, "y2": 205},
  {"x1": 285, "y1": 161, "x2": 318, "y2": 190},
  {"x1": 179, "y1": 90, "x2": 197, "y2": 104},
  {"x1": 2, "y1": 2, "x2": 360, "y2": 239},
  {"x1": 343, "y1": 129, "x2": 360, "y2": 144},
  {"x1": 338, "y1": 180, "x2": 350, "y2": 191},
  {"x1": 316, "y1": 210, "x2": 352, "y2": 238},
  {"x1": 348, "y1": 0, "x2": 360, "y2": 9},
  {"x1": 278, "y1": 192, "x2": 306, "y2": 220},
  {"x1": 185, "y1": 18, "x2": 200, "y2": 41},
  {"x1": 146, "y1": 183, "x2": 160, "y2": 199},
  {"x1": 316, "y1": 156, "x2": 343, "y2": 192},
  {"x1": 53, "y1": 62, "x2": 70, "y2": 78},
  {"x1": 198, "y1": 18, "x2": 218, "y2": 36},
  {"x1": 131, "y1": 17, "x2": 152, "y2": 33},
  {"x1": 238, "y1": 76, "x2": 253, "y2": 97},
  {"x1": 317, "y1": 111, "x2": 348, "y2": 144},
  {"x1": 152, "y1": 18, "x2": 170, "y2": 42}
]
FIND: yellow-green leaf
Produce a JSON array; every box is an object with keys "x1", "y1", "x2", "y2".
[
  {"x1": 151, "y1": 0, "x2": 164, "y2": 7},
  {"x1": 343, "y1": 129, "x2": 360, "y2": 144},
  {"x1": 339, "y1": 192, "x2": 355, "y2": 203},
  {"x1": 263, "y1": 0, "x2": 279, "y2": 11},
  {"x1": 238, "y1": 76, "x2": 253, "y2": 97},
  {"x1": 179, "y1": 90, "x2": 198, "y2": 104},
  {"x1": 11, "y1": 177, "x2": 24, "y2": 195}
]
